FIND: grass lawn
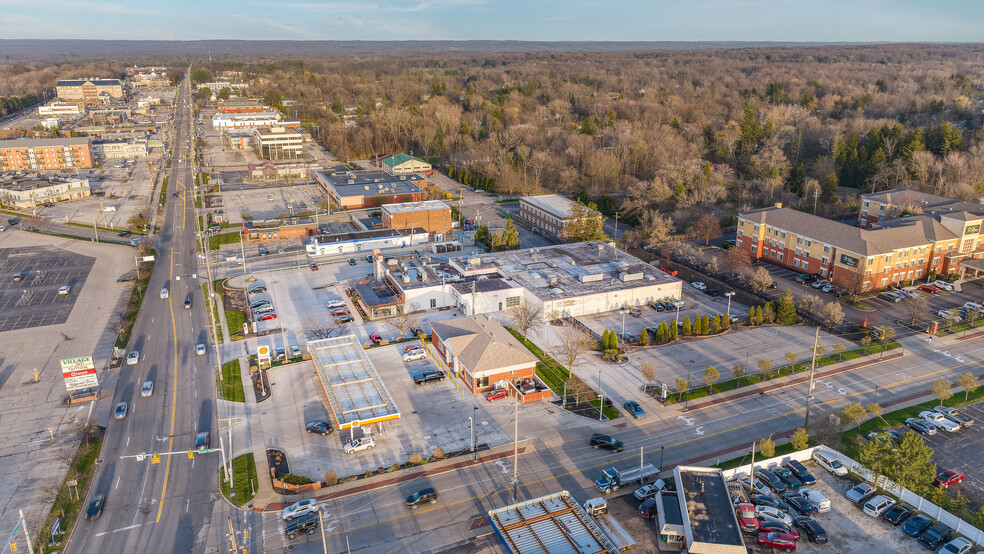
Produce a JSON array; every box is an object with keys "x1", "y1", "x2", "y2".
[
  {"x1": 115, "y1": 254, "x2": 155, "y2": 348},
  {"x1": 208, "y1": 231, "x2": 241, "y2": 250},
  {"x1": 219, "y1": 360, "x2": 245, "y2": 402},
  {"x1": 201, "y1": 282, "x2": 223, "y2": 343},
  {"x1": 219, "y1": 453, "x2": 257, "y2": 506},
  {"x1": 35, "y1": 438, "x2": 102, "y2": 550},
  {"x1": 213, "y1": 280, "x2": 247, "y2": 337}
]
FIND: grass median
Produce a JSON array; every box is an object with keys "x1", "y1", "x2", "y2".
[
  {"x1": 219, "y1": 360, "x2": 245, "y2": 402},
  {"x1": 116, "y1": 253, "x2": 156, "y2": 348},
  {"x1": 201, "y1": 282, "x2": 223, "y2": 344},
  {"x1": 219, "y1": 453, "x2": 257, "y2": 506},
  {"x1": 213, "y1": 280, "x2": 247, "y2": 338},
  {"x1": 36, "y1": 437, "x2": 102, "y2": 551}
]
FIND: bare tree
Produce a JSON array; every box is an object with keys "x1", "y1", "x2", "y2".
[
  {"x1": 510, "y1": 300, "x2": 544, "y2": 339},
  {"x1": 818, "y1": 301, "x2": 845, "y2": 328},
  {"x1": 692, "y1": 214, "x2": 722, "y2": 245},
  {"x1": 566, "y1": 376, "x2": 591, "y2": 406},
  {"x1": 745, "y1": 267, "x2": 775, "y2": 293},
  {"x1": 639, "y1": 361, "x2": 656, "y2": 387},
  {"x1": 721, "y1": 249, "x2": 750, "y2": 277},
  {"x1": 902, "y1": 296, "x2": 929, "y2": 325},
  {"x1": 637, "y1": 209, "x2": 675, "y2": 247},
  {"x1": 302, "y1": 314, "x2": 340, "y2": 340},
  {"x1": 552, "y1": 328, "x2": 594, "y2": 379},
  {"x1": 387, "y1": 302, "x2": 422, "y2": 338},
  {"x1": 798, "y1": 294, "x2": 824, "y2": 316}
]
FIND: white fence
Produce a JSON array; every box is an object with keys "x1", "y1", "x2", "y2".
[{"x1": 722, "y1": 445, "x2": 984, "y2": 546}]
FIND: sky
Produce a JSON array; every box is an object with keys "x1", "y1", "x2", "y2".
[{"x1": 0, "y1": 0, "x2": 982, "y2": 42}]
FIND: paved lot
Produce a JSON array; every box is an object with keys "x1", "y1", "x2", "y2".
[
  {"x1": 220, "y1": 182, "x2": 324, "y2": 224},
  {"x1": 0, "y1": 246, "x2": 94, "y2": 331},
  {"x1": 918, "y1": 399, "x2": 984, "y2": 511}
]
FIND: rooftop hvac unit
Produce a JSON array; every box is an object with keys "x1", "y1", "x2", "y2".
[
  {"x1": 620, "y1": 272, "x2": 644, "y2": 282},
  {"x1": 579, "y1": 273, "x2": 604, "y2": 283},
  {"x1": 400, "y1": 175, "x2": 407, "y2": 180},
  {"x1": 549, "y1": 276, "x2": 558, "y2": 285},
  {"x1": 402, "y1": 273, "x2": 411, "y2": 283},
  {"x1": 363, "y1": 185, "x2": 369, "y2": 190}
]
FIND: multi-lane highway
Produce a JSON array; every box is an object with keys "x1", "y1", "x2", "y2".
[{"x1": 68, "y1": 73, "x2": 223, "y2": 554}]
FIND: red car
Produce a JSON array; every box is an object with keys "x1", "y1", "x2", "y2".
[
  {"x1": 331, "y1": 308, "x2": 350, "y2": 316},
  {"x1": 369, "y1": 333, "x2": 382, "y2": 344},
  {"x1": 920, "y1": 284, "x2": 942, "y2": 294},
  {"x1": 257, "y1": 313, "x2": 278, "y2": 321},
  {"x1": 404, "y1": 345, "x2": 423, "y2": 354},
  {"x1": 485, "y1": 388, "x2": 509, "y2": 402},
  {"x1": 758, "y1": 531, "x2": 797, "y2": 551},
  {"x1": 934, "y1": 469, "x2": 965, "y2": 488},
  {"x1": 734, "y1": 502, "x2": 759, "y2": 533}
]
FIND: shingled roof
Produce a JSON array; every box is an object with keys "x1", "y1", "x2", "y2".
[{"x1": 430, "y1": 314, "x2": 537, "y2": 376}]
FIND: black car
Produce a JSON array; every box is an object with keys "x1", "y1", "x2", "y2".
[
  {"x1": 250, "y1": 300, "x2": 271, "y2": 309},
  {"x1": 589, "y1": 433, "x2": 623, "y2": 452},
  {"x1": 184, "y1": 298, "x2": 193, "y2": 309},
  {"x1": 756, "y1": 469, "x2": 786, "y2": 493},
  {"x1": 783, "y1": 493, "x2": 817, "y2": 516},
  {"x1": 249, "y1": 286, "x2": 267, "y2": 294},
  {"x1": 305, "y1": 421, "x2": 333, "y2": 436},
  {"x1": 918, "y1": 522, "x2": 954, "y2": 549},
  {"x1": 86, "y1": 495, "x2": 104, "y2": 520},
  {"x1": 7, "y1": 218, "x2": 19, "y2": 225},
  {"x1": 757, "y1": 519, "x2": 794, "y2": 536},
  {"x1": 793, "y1": 516, "x2": 828, "y2": 544},
  {"x1": 772, "y1": 467, "x2": 803, "y2": 489},
  {"x1": 336, "y1": 315, "x2": 354, "y2": 324},
  {"x1": 412, "y1": 370, "x2": 446, "y2": 385},
  {"x1": 662, "y1": 301, "x2": 676, "y2": 310},
  {"x1": 883, "y1": 503, "x2": 914, "y2": 525},
  {"x1": 118, "y1": 231, "x2": 131, "y2": 237},
  {"x1": 650, "y1": 301, "x2": 665, "y2": 311},
  {"x1": 703, "y1": 288, "x2": 720, "y2": 297},
  {"x1": 409, "y1": 326, "x2": 424, "y2": 337},
  {"x1": 749, "y1": 494, "x2": 789, "y2": 513},
  {"x1": 902, "y1": 513, "x2": 934, "y2": 537},
  {"x1": 405, "y1": 487, "x2": 438, "y2": 508},
  {"x1": 638, "y1": 497, "x2": 658, "y2": 519},
  {"x1": 172, "y1": 192, "x2": 179, "y2": 197},
  {"x1": 783, "y1": 460, "x2": 816, "y2": 485}
]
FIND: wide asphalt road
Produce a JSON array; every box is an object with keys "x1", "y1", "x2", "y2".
[{"x1": 68, "y1": 72, "x2": 223, "y2": 554}]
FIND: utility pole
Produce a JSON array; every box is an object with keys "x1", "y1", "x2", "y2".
[
  {"x1": 319, "y1": 511, "x2": 329, "y2": 554},
  {"x1": 226, "y1": 517, "x2": 239, "y2": 554},
  {"x1": 685, "y1": 359, "x2": 694, "y2": 408},
  {"x1": 613, "y1": 211, "x2": 619, "y2": 260},
  {"x1": 804, "y1": 327, "x2": 820, "y2": 431},
  {"x1": 511, "y1": 394, "x2": 519, "y2": 503},
  {"x1": 598, "y1": 369, "x2": 604, "y2": 421}
]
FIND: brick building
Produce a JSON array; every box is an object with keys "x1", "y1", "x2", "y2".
[
  {"x1": 0, "y1": 137, "x2": 94, "y2": 171},
  {"x1": 858, "y1": 188, "x2": 984, "y2": 229},
  {"x1": 518, "y1": 194, "x2": 603, "y2": 240},
  {"x1": 56, "y1": 79, "x2": 125, "y2": 101},
  {"x1": 381, "y1": 200, "x2": 452, "y2": 236},
  {"x1": 738, "y1": 203, "x2": 984, "y2": 292},
  {"x1": 314, "y1": 169, "x2": 428, "y2": 210}
]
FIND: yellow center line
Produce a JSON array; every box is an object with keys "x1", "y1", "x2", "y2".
[{"x1": 319, "y1": 353, "x2": 979, "y2": 539}]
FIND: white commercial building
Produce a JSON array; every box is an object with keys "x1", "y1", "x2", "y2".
[
  {"x1": 305, "y1": 228, "x2": 430, "y2": 257},
  {"x1": 211, "y1": 112, "x2": 299, "y2": 131},
  {"x1": 253, "y1": 126, "x2": 303, "y2": 160},
  {"x1": 92, "y1": 140, "x2": 148, "y2": 160},
  {"x1": 38, "y1": 102, "x2": 84, "y2": 117},
  {"x1": 0, "y1": 176, "x2": 91, "y2": 209}
]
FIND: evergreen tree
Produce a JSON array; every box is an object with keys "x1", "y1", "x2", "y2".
[
  {"x1": 755, "y1": 306, "x2": 764, "y2": 325},
  {"x1": 657, "y1": 321, "x2": 668, "y2": 344},
  {"x1": 682, "y1": 316, "x2": 692, "y2": 336},
  {"x1": 639, "y1": 327, "x2": 649, "y2": 346},
  {"x1": 668, "y1": 320, "x2": 678, "y2": 340},
  {"x1": 611, "y1": 332, "x2": 619, "y2": 352},
  {"x1": 601, "y1": 329, "x2": 611, "y2": 350},
  {"x1": 701, "y1": 315, "x2": 710, "y2": 335},
  {"x1": 722, "y1": 314, "x2": 731, "y2": 330},
  {"x1": 747, "y1": 306, "x2": 756, "y2": 324},
  {"x1": 711, "y1": 315, "x2": 722, "y2": 333},
  {"x1": 776, "y1": 290, "x2": 798, "y2": 325}
]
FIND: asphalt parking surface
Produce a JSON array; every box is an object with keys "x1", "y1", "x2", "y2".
[
  {"x1": 0, "y1": 247, "x2": 94, "y2": 331},
  {"x1": 920, "y1": 399, "x2": 984, "y2": 511}
]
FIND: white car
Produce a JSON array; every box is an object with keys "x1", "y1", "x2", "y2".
[
  {"x1": 325, "y1": 300, "x2": 346, "y2": 309},
  {"x1": 940, "y1": 537, "x2": 974, "y2": 554},
  {"x1": 963, "y1": 301, "x2": 983, "y2": 312},
  {"x1": 403, "y1": 350, "x2": 427, "y2": 362},
  {"x1": 921, "y1": 410, "x2": 960, "y2": 432},
  {"x1": 141, "y1": 380, "x2": 154, "y2": 397},
  {"x1": 343, "y1": 435, "x2": 376, "y2": 454},
  {"x1": 58, "y1": 285, "x2": 71, "y2": 295},
  {"x1": 691, "y1": 281, "x2": 706, "y2": 290},
  {"x1": 633, "y1": 480, "x2": 666, "y2": 501},
  {"x1": 933, "y1": 280, "x2": 955, "y2": 291},
  {"x1": 195, "y1": 343, "x2": 206, "y2": 356},
  {"x1": 160, "y1": 288, "x2": 169, "y2": 299},
  {"x1": 862, "y1": 495, "x2": 895, "y2": 517},
  {"x1": 737, "y1": 476, "x2": 770, "y2": 496},
  {"x1": 126, "y1": 351, "x2": 140, "y2": 366},
  {"x1": 812, "y1": 450, "x2": 848, "y2": 476},
  {"x1": 755, "y1": 505, "x2": 792, "y2": 525},
  {"x1": 811, "y1": 280, "x2": 829, "y2": 289},
  {"x1": 799, "y1": 488, "x2": 831, "y2": 512},
  {"x1": 939, "y1": 310, "x2": 957, "y2": 318},
  {"x1": 281, "y1": 499, "x2": 319, "y2": 520}
]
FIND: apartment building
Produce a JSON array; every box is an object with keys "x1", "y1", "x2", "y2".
[
  {"x1": 738, "y1": 203, "x2": 984, "y2": 292},
  {"x1": 0, "y1": 138, "x2": 94, "y2": 171},
  {"x1": 859, "y1": 188, "x2": 984, "y2": 229},
  {"x1": 252, "y1": 126, "x2": 303, "y2": 159},
  {"x1": 381, "y1": 200, "x2": 452, "y2": 236},
  {"x1": 55, "y1": 79, "x2": 125, "y2": 101},
  {"x1": 518, "y1": 194, "x2": 603, "y2": 240}
]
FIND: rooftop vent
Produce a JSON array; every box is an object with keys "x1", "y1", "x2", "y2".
[{"x1": 363, "y1": 185, "x2": 369, "y2": 190}]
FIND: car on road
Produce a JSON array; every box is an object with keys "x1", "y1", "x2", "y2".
[
  {"x1": 86, "y1": 496, "x2": 104, "y2": 520},
  {"x1": 920, "y1": 284, "x2": 943, "y2": 294},
  {"x1": 883, "y1": 503, "x2": 915, "y2": 525},
  {"x1": 934, "y1": 469, "x2": 965, "y2": 488},
  {"x1": 783, "y1": 460, "x2": 816, "y2": 485},
  {"x1": 412, "y1": 370, "x2": 445, "y2": 384},
  {"x1": 114, "y1": 402, "x2": 127, "y2": 420},
  {"x1": 704, "y1": 288, "x2": 720, "y2": 297},
  {"x1": 348, "y1": 258, "x2": 357, "y2": 265},
  {"x1": 258, "y1": 313, "x2": 278, "y2": 321},
  {"x1": 184, "y1": 298, "x2": 192, "y2": 309},
  {"x1": 12, "y1": 273, "x2": 23, "y2": 282},
  {"x1": 196, "y1": 343, "x2": 206, "y2": 356},
  {"x1": 406, "y1": 487, "x2": 439, "y2": 508},
  {"x1": 118, "y1": 231, "x2": 131, "y2": 237},
  {"x1": 906, "y1": 417, "x2": 937, "y2": 435},
  {"x1": 845, "y1": 482, "x2": 876, "y2": 503},
  {"x1": 336, "y1": 315, "x2": 354, "y2": 324},
  {"x1": 756, "y1": 469, "x2": 786, "y2": 492},
  {"x1": 485, "y1": 388, "x2": 509, "y2": 402},
  {"x1": 141, "y1": 381, "x2": 154, "y2": 397},
  {"x1": 934, "y1": 406, "x2": 974, "y2": 427},
  {"x1": 343, "y1": 435, "x2": 376, "y2": 454},
  {"x1": 633, "y1": 481, "x2": 666, "y2": 501},
  {"x1": 757, "y1": 531, "x2": 797, "y2": 551},
  {"x1": 772, "y1": 467, "x2": 803, "y2": 489},
  {"x1": 921, "y1": 410, "x2": 960, "y2": 432},
  {"x1": 195, "y1": 432, "x2": 210, "y2": 451},
  {"x1": 782, "y1": 493, "x2": 817, "y2": 516},
  {"x1": 310, "y1": 263, "x2": 319, "y2": 271},
  {"x1": 282, "y1": 499, "x2": 319, "y2": 520},
  {"x1": 305, "y1": 421, "x2": 333, "y2": 436},
  {"x1": 403, "y1": 350, "x2": 427, "y2": 362},
  {"x1": 623, "y1": 401, "x2": 646, "y2": 419},
  {"x1": 862, "y1": 495, "x2": 896, "y2": 517},
  {"x1": 331, "y1": 308, "x2": 350, "y2": 316},
  {"x1": 691, "y1": 281, "x2": 706, "y2": 290},
  {"x1": 903, "y1": 513, "x2": 934, "y2": 537},
  {"x1": 589, "y1": 433, "x2": 623, "y2": 452},
  {"x1": 369, "y1": 333, "x2": 383, "y2": 344},
  {"x1": 940, "y1": 537, "x2": 974, "y2": 554},
  {"x1": 325, "y1": 300, "x2": 346, "y2": 309},
  {"x1": 160, "y1": 287, "x2": 169, "y2": 299},
  {"x1": 409, "y1": 326, "x2": 424, "y2": 336},
  {"x1": 249, "y1": 285, "x2": 267, "y2": 294},
  {"x1": 366, "y1": 255, "x2": 373, "y2": 262},
  {"x1": 126, "y1": 351, "x2": 140, "y2": 366},
  {"x1": 793, "y1": 516, "x2": 827, "y2": 544}
]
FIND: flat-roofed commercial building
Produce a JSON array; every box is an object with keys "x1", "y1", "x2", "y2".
[
  {"x1": 211, "y1": 112, "x2": 298, "y2": 131},
  {"x1": 56, "y1": 79, "x2": 124, "y2": 101},
  {"x1": 314, "y1": 169, "x2": 428, "y2": 210},
  {"x1": 253, "y1": 126, "x2": 303, "y2": 160},
  {"x1": 381, "y1": 200, "x2": 452, "y2": 236},
  {"x1": 92, "y1": 140, "x2": 148, "y2": 160},
  {"x1": 38, "y1": 102, "x2": 84, "y2": 117},
  {"x1": 217, "y1": 99, "x2": 266, "y2": 114},
  {"x1": 0, "y1": 176, "x2": 90, "y2": 208},
  {"x1": 519, "y1": 194, "x2": 603, "y2": 240},
  {"x1": 0, "y1": 137, "x2": 94, "y2": 171}
]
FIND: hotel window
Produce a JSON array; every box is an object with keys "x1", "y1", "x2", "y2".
[
  {"x1": 777, "y1": 252, "x2": 784, "y2": 261},
  {"x1": 737, "y1": 229, "x2": 743, "y2": 237},
  {"x1": 867, "y1": 258, "x2": 874, "y2": 266},
  {"x1": 823, "y1": 245, "x2": 830, "y2": 254},
  {"x1": 797, "y1": 237, "x2": 803, "y2": 245},
  {"x1": 805, "y1": 239, "x2": 812, "y2": 247},
  {"x1": 819, "y1": 268, "x2": 827, "y2": 277},
  {"x1": 795, "y1": 248, "x2": 802, "y2": 256},
  {"x1": 780, "y1": 232, "x2": 786, "y2": 239},
  {"x1": 948, "y1": 245, "x2": 954, "y2": 252},
  {"x1": 793, "y1": 259, "x2": 800, "y2": 268},
  {"x1": 865, "y1": 270, "x2": 872, "y2": 278},
  {"x1": 935, "y1": 246, "x2": 942, "y2": 253},
  {"x1": 918, "y1": 258, "x2": 924, "y2": 266},
  {"x1": 861, "y1": 210, "x2": 868, "y2": 217},
  {"x1": 881, "y1": 278, "x2": 888, "y2": 287},
  {"x1": 736, "y1": 240, "x2": 742, "y2": 248},
  {"x1": 933, "y1": 257, "x2": 940, "y2": 265},
  {"x1": 884, "y1": 255, "x2": 892, "y2": 262},
  {"x1": 821, "y1": 257, "x2": 829, "y2": 265}
]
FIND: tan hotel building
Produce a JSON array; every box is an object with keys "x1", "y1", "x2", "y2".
[{"x1": 737, "y1": 204, "x2": 984, "y2": 292}]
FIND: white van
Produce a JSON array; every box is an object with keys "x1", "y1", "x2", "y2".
[
  {"x1": 812, "y1": 450, "x2": 848, "y2": 476},
  {"x1": 799, "y1": 488, "x2": 831, "y2": 513},
  {"x1": 102, "y1": 206, "x2": 118, "y2": 212},
  {"x1": 862, "y1": 495, "x2": 895, "y2": 517}
]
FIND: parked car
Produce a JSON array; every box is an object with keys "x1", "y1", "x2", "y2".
[
  {"x1": 868, "y1": 429, "x2": 904, "y2": 444},
  {"x1": 933, "y1": 280, "x2": 955, "y2": 291},
  {"x1": 798, "y1": 488, "x2": 831, "y2": 513},
  {"x1": 403, "y1": 350, "x2": 427, "y2": 362},
  {"x1": 412, "y1": 370, "x2": 446, "y2": 385},
  {"x1": 783, "y1": 460, "x2": 816, "y2": 485},
  {"x1": 691, "y1": 281, "x2": 706, "y2": 290},
  {"x1": 750, "y1": 494, "x2": 789, "y2": 513},
  {"x1": 757, "y1": 519, "x2": 798, "y2": 539},
  {"x1": 934, "y1": 406, "x2": 974, "y2": 427},
  {"x1": 810, "y1": 280, "x2": 829, "y2": 289},
  {"x1": 811, "y1": 450, "x2": 848, "y2": 476},
  {"x1": 86, "y1": 496, "x2": 105, "y2": 520},
  {"x1": 921, "y1": 410, "x2": 961, "y2": 432},
  {"x1": 336, "y1": 315, "x2": 354, "y2": 324},
  {"x1": 257, "y1": 313, "x2": 278, "y2": 322},
  {"x1": 734, "y1": 502, "x2": 759, "y2": 532},
  {"x1": 772, "y1": 467, "x2": 803, "y2": 489},
  {"x1": 738, "y1": 476, "x2": 771, "y2": 496},
  {"x1": 862, "y1": 495, "x2": 896, "y2": 517},
  {"x1": 251, "y1": 300, "x2": 271, "y2": 309},
  {"x1": 920, "y1": 284, "x2": 943, "y2": 294},
  {"x1": 782, "y1": 493, "x2": 817, "y2": 516},
  {"x1": 348, "y1": 258, "x2": 357, "y2": 265},
  {"x1": 638, "y1": 497, "x2": 658, "y2": 519},
  {"x1": 755, "y1": 505, "x2": 792, "y2": 526},
  {"x1": 879, "y1": 291, "x2": 902, "y2": 302},
  {"x1": 918, "y1": 522, "x2": 955, "y2": 549},
  {"x1": 249, "y1": 285, "x2": 267, "y2": 294},
  {"x1": 409, "y1": 326, "x2": 424, "y2": 336},
  {"x1": 756, "y1": 469, "x2": 786, "y2": 493},
  {"x1": 141, "y1": 380, "x2": 154, "y2": 397},
  {"x1": 757, "y1": 531, "x2": 797, "y2": 551},
  {"x1": 845, "y1": 482, "x2": 876, "y2": 503},
  {"x1": 939, "y1": 309, "x2": 959, "y2": 319},
  {"x1": 331, "y1": 308, "x2": 350, "y2": 316},
  {"x1": 126, "y1": 351, "x2": 140, "y2": 366},
  {"x1": 114, "y1": 402, "x2": 128, "y2": 420},
  {"x1": 633, "y1": 481, "x2": 667, "y2": 501},
  {"x1": 343, "y1": 435, "x2": 376, "y2": 454},
  {"x1": 325, "y1": 300, "x2": 346, "y2": 309},
  {"x1": 305, "y1": 421, "x2": 333, "y2": 436},
  {"x1": 792, "y1": 516, "x2": 827, "y2": 544},
  {"x1": 58, "y1": 285, "x2": 71, "y2": 295},
  {"x1": 906, "y1": 417, "x2": 938, "y2": 435},
  {"x1": 623, "y1": 401, "x2": 646, "y2": 419},
  {"x1": 282, "y1": 499, "x2": 319, "y2": 520},
  {"x1": 878, "y1": 503, "x2": 913, "y2": 526},
  {"x1": 485, "y1": 388, "x2": 509, "y2": 402},
  {"x1": 406, "y1": 487, "x2": 439, "y2": 508},
  {"x1": 939, "y1": 537, "x2": 974, "y2": 554},
  {"x1": 12, "y1": 273, "x2": 23, "y2": 282},
  {"x1": 254, "y1": 305, "x2": 275, "y2": 314},
  {"x1": 903, "y1": 513, "x2": 935, "y2": 537},
  {"x1": 704, "y1": 288, "x2": 720, "y2": 297},
  {"x1": 650, "y1": 301, "x2": 665, "y2": 312},
  {"x1": 964, "y1": 301, "x2": 984, "y2": 312},
  {"x1": 589, "y1": 433, "x2": 624, "y2": 452},
  {"x1": 933, "y1": 469, "x2": 965, "y2": 489},
  {"x1": 369, "y1": 333, "x2": 383, "y2": 344},
  {"x1": 821, "y1": 284, "x2": 837, "y2": 294}
]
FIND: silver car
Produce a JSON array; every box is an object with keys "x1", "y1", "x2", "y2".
[{"x1": 141, "y1": 381, "x2": 154, "y2": 397}]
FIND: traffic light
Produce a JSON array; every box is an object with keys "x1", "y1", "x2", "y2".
[{"x1": 187, "y1": 450, "x2": 194, "y2": 459}]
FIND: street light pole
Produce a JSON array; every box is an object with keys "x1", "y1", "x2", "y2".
[
  {"x1": 598, "y1": 369, "x2": 604, "y2": 422},
  {"x1": 724, "y1": 291, "x2": 735, "y2": 320},
  {"x1": 804, "y1": 326, "x2": 821, "y2": 431},
  {"x1": 685, "y1": 360, "x2": 694, "y2": 408},
  {"x1": 675, "y1": 301, "x2": 683, "y2": 326},
  {"x1": 619, "y1": 307, "x2": 627, "y2": 343}
]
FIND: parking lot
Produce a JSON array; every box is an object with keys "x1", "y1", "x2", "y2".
[
  {"x1": 915, "y1": 399, "x2": 984, "y2": 511},
  {"x1": 218, "y1": 182, "x2": 324, "y2": 224},
  {"x1": 0, "y1": 246, "x2": 94, "y2": 331}
]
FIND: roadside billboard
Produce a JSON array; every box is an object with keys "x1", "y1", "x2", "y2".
[{"x1": 61, "y1": 356, "x2": 98, "y2": 391}]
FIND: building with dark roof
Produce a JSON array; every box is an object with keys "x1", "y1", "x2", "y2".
[
  {"x1": 738, "y1": 203, "x2": 984, "y2": 291},
  {"x1": 314, "y1": 169, "x2": 429, "y2": 210},
  {"x1": 0, "y1": 175, "x2": 90, "y2": 208},
  {"x1": 56, "y1": 79, "x2": 124, "y2": 101},
  {"x1": 859, "y1": 188, "x2": 984, "y2": 229},
  {"x1": 673, "y1": 466, "x2": 747, "y2": 554}
]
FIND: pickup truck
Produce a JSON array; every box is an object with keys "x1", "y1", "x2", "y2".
[{"x1": 284, "y1": 512, "x2": 319, "y2": 539}]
